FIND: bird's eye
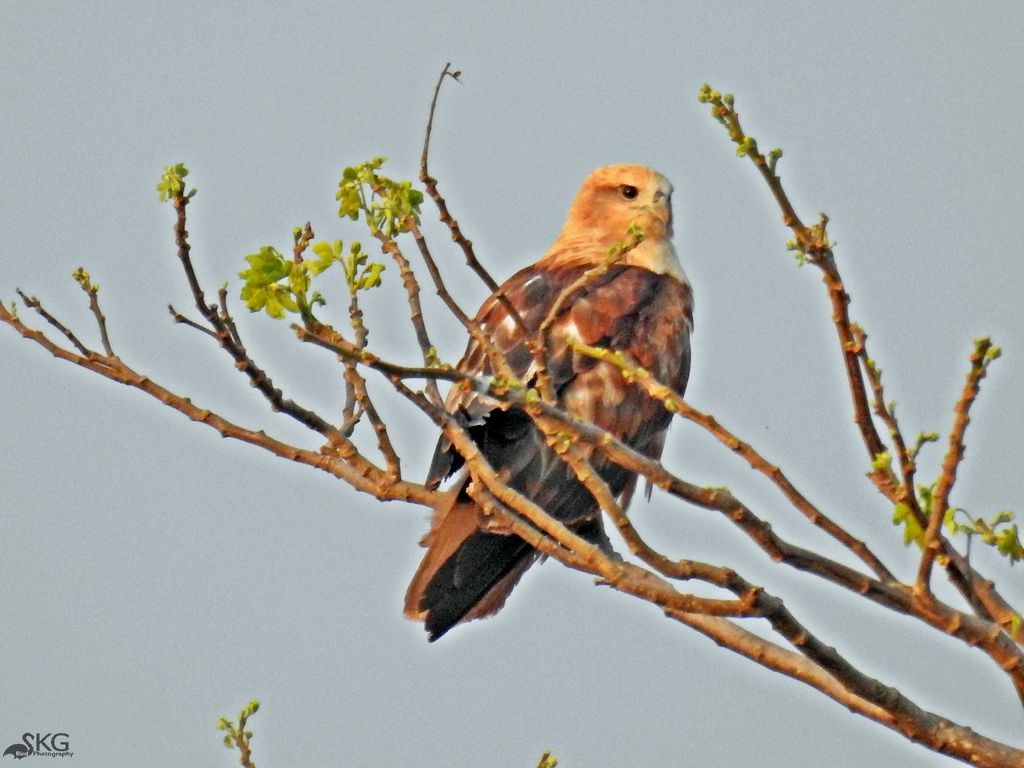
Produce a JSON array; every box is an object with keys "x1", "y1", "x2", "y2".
[{"x1": 620, "y1": 184, "x2": 639, "y2": 200}]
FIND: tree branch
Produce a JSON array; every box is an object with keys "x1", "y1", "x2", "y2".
[
  {"x1": 310, "y1": 324, "x2": 1024, "y2": 696},
  {"x1": 419, "y1": 63, "x2": 530, "y2": 340},
  {"x1": 699, "y1": 85, "x2": 1023, "y2": 645},
  {"x1": 918, "y1": 338, "x2": 1000, "y2": 589},
  {"x1": 674, "y1": 611, "x2": 1024, "y2": 768}
]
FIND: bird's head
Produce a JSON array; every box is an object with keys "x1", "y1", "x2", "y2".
[
  {"x1": 565, "y1": 164, "x2": 674, "y2": 244},
  {"x1": 543, "y1": 164, "x2": 684, "y2": 280}
]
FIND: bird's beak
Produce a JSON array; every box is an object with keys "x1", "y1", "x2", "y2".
[
  {"x1": 641, "y1": 203, "x2": 673, "y2": 236},
  {"x1": 645, "y1": 203, "x2": 669, "y2": 220}
]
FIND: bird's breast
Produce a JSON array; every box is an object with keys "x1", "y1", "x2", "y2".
[{"x1": 625, "y1": 239, "x2": 687, "y2": 283}]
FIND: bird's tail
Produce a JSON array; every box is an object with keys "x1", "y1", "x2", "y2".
[{"x1": 405, "y1": 488, "x2": 538, "y2": 641}]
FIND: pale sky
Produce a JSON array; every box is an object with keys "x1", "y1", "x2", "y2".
[{"x1": 3, "y1": 2, "x2": 1023, "y2": 767}]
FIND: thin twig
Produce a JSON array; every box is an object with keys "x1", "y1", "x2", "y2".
[
  {"x1": 308, "y1": 320, "x2": 402, "y2": 480},
  {"x1": 701, "y1": 91, "x2": 890, "y2": 476},
  {"x1": 531, "y1": 244, "x2": 638, "y2": 403},
  {"x1": 851, "y1": 323, "x2": 926, "y2": 526},
  {"x1": 405, "y1": 218, "x2": 519, "y2": 384},
  {"x1": 168, "y1": 304, "x2": 218, "y2": 339},
  {"x1": 673, "y1": 610, "x2": 1024, "y2": 768},
  {"x1": 16, "y1": 289, "x2": 91, "y2": 356},
  {"x1": 169, "y1": 194, "x2": 339, "y2": 438},
  {"x1": 370, "y1": 231, "x2": 443, "y2": 407},
  {"x1": 383, "y1": 354, "x2": 1024, "y2": 764},
  {"x1": 217, "y1": 285, "x2": 245, "y2": 349},
  {"x1": 334, "y1": 259, "x2": 395, "y2": 462},
  {"x1": 0, "y1": 300, "x2": 432, "y2": 507},
  {"x1": 81, "y1": 284, "x2": 114, "y2": 356},
  {"x1": 918, "y1": 338, "x2": 997, "y2": 590},
  {"x1": 570, "y1": 340, "x2": 895, "y2": 582},
  {"x1": 419, "y1": 63, "x2": 529, "y2": 339},
  {"x1": 702, "y1": 87, "x2": 1023, "y2": 639},
  {"x1": 340, "y1": 269, "x2": 369, "y2": 431},
  {"x1": 307, "y1": 322, "x2": 1024, "y2": 689},
  {"x1": 293, "y1": 221, "x2": 314, "y2": 262}
]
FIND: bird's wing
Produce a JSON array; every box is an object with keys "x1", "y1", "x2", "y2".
[
  {"x1": 426, "y1": 262, "x2": 692, "y2": 496},
  {"x1": 407, "y1": 263, "x2": 692, "y2": 640}
]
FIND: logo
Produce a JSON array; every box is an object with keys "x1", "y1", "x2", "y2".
[{"x1": 2, "y1": 734, "x2": 72, "y2": 759}]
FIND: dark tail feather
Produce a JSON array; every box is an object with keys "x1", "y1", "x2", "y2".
[
  {"x1": 423, "y1": 531, "x2": 536, "y2": 641},
  {"x1": 405, "y1": 495, "x2": 538, "y2": 641}
]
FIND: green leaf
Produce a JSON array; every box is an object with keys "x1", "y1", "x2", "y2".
[
  {"x1": 71, "y1": 267, "x2": 98, "y2": 293},
  {"x1": 735, "y1": 136, "x2": 757, "y2": 157},
  {"x1": 871, "y1": 451, "x2": 891, "y2": 472},
  {"x1": 335, "y1": 158, "x2": 424, "y2": 235},
  {"x1": 893, "y1": 503, "x2": 925, "y2": 548},
  {"x1": 157, "y1": 163, "x2": 190, "y2": 202},
  {"x1": 356, "y1": 262, "x2": 386, "y2": 290},
  {"x1": 309, "y1": 240, "x2": 342, "y2": 274},
  {"x1": 943, "y1": 507, "x2": 958, "y2": 534},
  {"x1": 992, "y1": 510, "x2": 1016, "y2": 526},
  {"x1": 994, "y1": 524, "x2": 1023, "y2": 563},
  {"x1": 239, "y1": 247, "x2": 289, "y2": 286},
  {"x1": 942, "y1": 508, "x2": 1022, "y2": 563},
  {"x1": 288, "y1": 264, "x2": 311, "y2": 297},
  {"x1": 239, "y1": 282, "x2": 268, "y2": 313},
  {"x1": 917, "y1": 483, "x2": 934, "y2": 515}
]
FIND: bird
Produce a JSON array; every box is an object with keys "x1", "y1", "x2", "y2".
[{"x1": 405, "y1": 164, "x2": 694, "y2": 641}]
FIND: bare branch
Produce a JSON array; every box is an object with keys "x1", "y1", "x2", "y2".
[
  {"x1": 168, "y1": 303, "x2": 218, "y2": 339},
  {"x1": 217, "y1": 284, "x2": 245, "y2": 349},
  {"x1": 918, "y1": 338, "x2": 1000, "y2": 590},
  {"x1": 340, "y1": 344, "x2": 401, "y2": 479},
  {"x1": 168, "y1": 194, "x2": 340, "y2": 439},
  {"x1": 851, "y1": 323, "x2": 926, "y2": 527},
  {"x1": 4, "y1": 80, "x2": 1021, "y2": 767},
  {"x1": 72, "y1": 268, "x2": 115, "y2": 356},
  {"x1": 699, "y1": 90, "x2": 891, "y2": 479},
  {"x1": 340, "y1": 261, "x2": 369, "y2": 432},
  {"x1": 700, "y1": 86, "x2": 1023, "y2": 643},
  {"x1": 309, "y1": 323, "x2": 1024, "y2": 694},
  {"x1": 370, "y1": 231, "x2": 443, "y2": 407},
  {"x1": 380, "y1": 339, "x2": 1024, "y2": 765},
  {"x1": 570, "y1": 339, "x2": 895, "y2": 582},
  {"x1": 405, "y1": 218, "x2": 520, "y2": 384},
  {"x1": 0, "y1": 300, "x2": 432, "y2": 507},
  {"x1": 419, "y1": 63, "x2": 530, "y2": 339},
  {"x1": 16, "y1": 289, "x2": 91, "y2": 357},
  {"x1": 674, "y1": 611, "x2": 1024, "y2": 768}
]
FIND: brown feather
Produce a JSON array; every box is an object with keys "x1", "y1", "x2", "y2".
[
  {"x1": 406, "y1": 165, "x2": 693, "y2": 640},
  {"x1": 403, "y1": 486, "x2": 480, "y2": 621}
]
